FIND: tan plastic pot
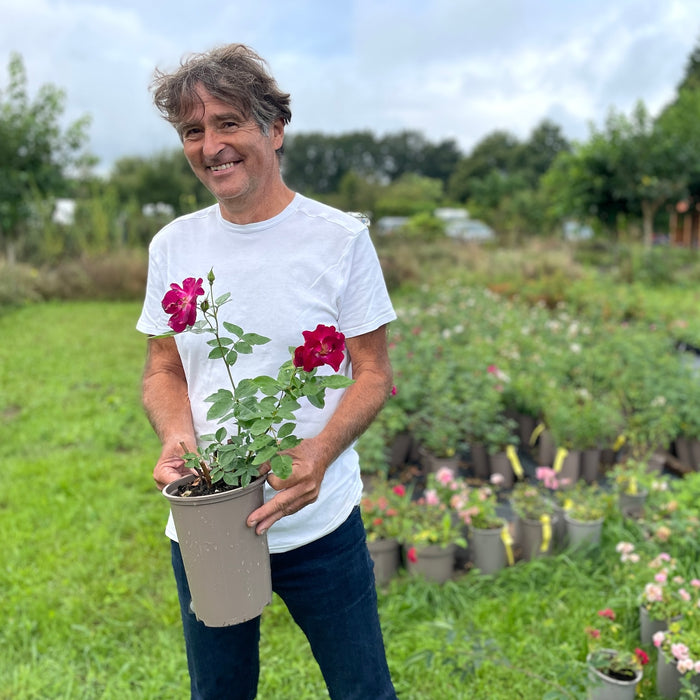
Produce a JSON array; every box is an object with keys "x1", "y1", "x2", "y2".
[{"x1": 163, "y1": 474, "x2": 271, "y2": 627}]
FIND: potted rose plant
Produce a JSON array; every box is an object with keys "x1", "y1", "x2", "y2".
[
  {"x1": 158, "y1": 271, "x2": 354, "y2": 626},
  {"x1": 510, "y1": 472, "x2": 559, "y2": 560},
  {"x1": 653, "y1": 619, "x2": 700, "y2": 697},
  {"x1": 361, "y1": 481, "x2": 411, "y2": 585},
  {"x1": 562, "y1": 481, "x2": 612, "y2": 548},
  {"x1": 402, "y1": 494, "x2": 467, "y2": 584},
  {"x1": 586, "y1": 607, "x2": 649, "y2": 699}
]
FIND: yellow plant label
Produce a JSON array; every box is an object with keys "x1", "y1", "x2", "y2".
[
  {"x1": 501, "y1": 525, "x2": 514, "y2": 566},
  {"x1": 506, "y1": 444, "x2": 524, "y2": 479},
  {"x1": 553, "y1": 447, "x2": 568, "y2": 473},
  {"x1": 540, "y1": 514, "x2": 552, "y2": 552},
  {"x1": 530, "y1": 422, "x2": 545, "y2": 446}
]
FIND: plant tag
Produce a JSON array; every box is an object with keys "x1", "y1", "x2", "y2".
[
  {"x1": 500, "y1": 525, "x2": 514, "y2": 566},
  {"x1": 506, "y1": 445, "x2": 524, "y2": 479},
  {"x1": 553, "y1": 447, "x2": 568, "y2": 473},
  {"x1": 529, "y1": 422, "x2": 545, "y2": 447},
  {"x1": 539, "y1": 514, "x2": 551, "y2": 552}
]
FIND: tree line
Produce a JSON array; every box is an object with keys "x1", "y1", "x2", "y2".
[{"x1": 1, "y1": 39, "x2": 700, "y2": 264}]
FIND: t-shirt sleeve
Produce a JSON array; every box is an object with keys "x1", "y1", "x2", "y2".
[
  {"x1": 135, "y1": 241, "x2": 170, "y2": 336},
  {"x1": 337, "y1": 229, "x2": 396, "y2": 338}
]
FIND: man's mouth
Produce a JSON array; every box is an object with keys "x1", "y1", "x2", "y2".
[{"x1": 209, "y1": 161, "x2": 238, "y2": 172}]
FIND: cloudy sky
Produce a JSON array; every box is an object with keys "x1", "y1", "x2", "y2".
[{"x1": 2, "y1": 0, "x2": 698, "y2": 174}]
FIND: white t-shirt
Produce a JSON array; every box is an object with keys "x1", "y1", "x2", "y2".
[{"x1": 136, "y1": 194, "x2": 396, "y2": 553}]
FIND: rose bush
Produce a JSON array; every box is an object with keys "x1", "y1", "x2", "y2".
[{"x1": 160, "y1": 270, "x2": 354, "y2": 493}]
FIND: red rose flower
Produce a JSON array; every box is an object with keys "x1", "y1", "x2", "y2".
[
  {"x1": 635, "y1": 648, "x2": 649, "y2": 666},
  {"x1": 162, "y1": 277, "x2": 205, "y2": 332},
  {"x1": 392, "y1": 485, "x2": 406, "y2": 497},
  {"x1": 293, "y1": 324, "x2": 346, "y2": 372},
  {"x1": 597, "y1": 608, "x2": 615, "y2": 620},
  {"x1": 407, "y1": 546, "x2": 418, "y2": 564}
]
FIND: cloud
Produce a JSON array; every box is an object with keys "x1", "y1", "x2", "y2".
[{"x1": 1, "y1": 0, "x2": 698, "y2": 173}]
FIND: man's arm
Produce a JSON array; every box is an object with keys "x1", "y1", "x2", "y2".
[
  {"x1": 246, "y1": 324, "x2": 394, "y2": 535},
  {"x1": 142, "y1": 336, "x2": 198, "y2": 490}
]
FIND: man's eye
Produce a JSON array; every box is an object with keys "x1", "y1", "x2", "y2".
[
  {"x1": 222, "y1": 121, "x2": 238, "y2": 130},
  {"x1": 182, "y1": 126, "x2": 202, "y2": 139}
]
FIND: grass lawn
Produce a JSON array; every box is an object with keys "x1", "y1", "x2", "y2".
[{"x1": 0, "y1": 301, "x2": 696, "y2": 699}]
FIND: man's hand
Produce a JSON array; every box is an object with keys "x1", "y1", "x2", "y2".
[
  {"x1": 153, "y1": 444, "x2": 197, "y2": 491},
  {"x1": 246, "y1": 438, "x2": 327, "y2": 535}
]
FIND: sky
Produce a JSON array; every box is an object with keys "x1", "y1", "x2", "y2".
[{"x1": 1, "y1": 0, "x2": 698, "y2": 175}]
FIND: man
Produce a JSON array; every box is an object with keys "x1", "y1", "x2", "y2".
[{"x1": 136, "y1": 44, "x2": 398, "y2": 700}]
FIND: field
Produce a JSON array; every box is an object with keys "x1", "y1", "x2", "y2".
[{"x1": 1, "y1": 288, "x2": 698, "y2": 699}]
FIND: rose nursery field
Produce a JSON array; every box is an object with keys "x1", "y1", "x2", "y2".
[{"x1": 2, "y1": 244, "x2": 700, "y2": 699}]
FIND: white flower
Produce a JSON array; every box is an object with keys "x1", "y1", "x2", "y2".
[{"x1": 651, "y1": 395, "x2": 667, "y2": 407}]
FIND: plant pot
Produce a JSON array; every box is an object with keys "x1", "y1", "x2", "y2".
[
  {"x1": 389, "y1": 431, "x2": 414, "y2": 470},
  {"x1": 162, "y1": 474, "x2": 271, "y2": 627},
  {"x1": 538, "y1": 429, "x2": 556, "y2": 466},
  {"x1": 519, "y1": 514, "x2": 558, "y2": 561},
  {"x1": 674, "y1": 436, "x2": 694, "y2": 471},
  {"x1": 656, "y1": 649, "x2": 700, "y2": 698},
  {"x1": 638, "y1": 605, "x2": 681, "y2": 646},
  {"x1": 468, "y1": 442, "x2": 490, "y2": 480},
  {"x1": 468, "y1": 524, "x2": 507, "y2": 575},
  {"x1": 489, "y1": 450, "x2": 514, "y2": 489},
  {"x1": 618, "y1": 491, "x2": 647, "y2": 519},
  {"x1": 564, "y1": 513, "x2": 603, "y2": 549},
  {"x1": 691, "y1": 438, "x2": 700, "y2": 471},
  {"x1": 420, "y1": 448, "x2": 460, "y2": 474},
  {"x1": 581, "y1": 448, "x2": 601, "y2": 484},
  {"x1": 587, "y1": 650, "x2": 642, "y2": 700},
  {"x1": 556, "y1": 449, "x2": 581, "y2": 488},
  {"x1": 406, "y1": 543, "x2": 455, "y2": 583},
  {"x1": 367, "y1": 538, "x2": 401, "y2": 586},
  {"x1": 517, "y1": 413, "x2": 536, "y2": 450}
]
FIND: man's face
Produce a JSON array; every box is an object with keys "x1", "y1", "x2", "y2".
[{"x1": 180, "y1": 85, "x2": 284, "y2": 222}]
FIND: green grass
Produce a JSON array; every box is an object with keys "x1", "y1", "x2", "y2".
[{"x1": 0, "y1": 301, "x2": 695, "y2": 699}]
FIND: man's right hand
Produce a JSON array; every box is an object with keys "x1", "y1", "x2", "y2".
[{"x1": 153, "y1": 451, "x2": 197, "y2": 491}]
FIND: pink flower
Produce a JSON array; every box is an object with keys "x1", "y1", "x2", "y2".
[
  {"x1": 597, "y1": 608, "x2": 615, "y2": 620},
  {"x1": 671, "y1": 643, "x2": 690, "y2": 660},
  {"x1": 293, "y1": 324, "x2": 346, "y2": 372},
  {"x1": 162, "y1": 277, "x2": 205, "y2": 332},
  {"x1": 392, "y1": 485, "x2": 406, "y2": 497},
  {"x1": 691, "y1": 579, "x2": 700, "y2": 588},
  {"x1": 490, "y1": 473, "x2": 504, "y2": 486},
  {"x1": 435, "y1": 467, "x2": 455, "y2": 485},
  {"x1": 677, "y1": 658, "x2": 694, "y2": 673},
  {"x1": 407, "y1": 546, "x2": 418, "y2": 564},
  {"x1": 655, "y1": 571, "x2": 668, "y2": 584},
  {"x1": 653, "y1": 631, "x2": 665, "y2": 647},
  {"x1": 390, "y1": 385, "x2": 397, "y2": 396},
  {"x1": 585, "y1": 627, "x2": 601, "y2": 639},
  {"x1": 424, "y1": 489, "x2": 440, "y2": 506},
  {"x1": 679, "y1": 588, "x2": 691, "y2": 602},
  {"x1": 644, "y1": 583, "x2": 664, "y2": 603}
]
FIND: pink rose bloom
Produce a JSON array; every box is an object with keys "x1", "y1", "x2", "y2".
[
  {"x1": 407, "y1": 546, "x2": 418, "y2": 564},
  {"x1": 644, "y1": 583, "x2": 664, "y2": 603},
  {"x1": 424, "y1": 489, "x2": 440, "y2": 506},
  {"x1": 679, "y1": 588, "x2": 691, "y2": 602},
  {"x1": 677, "y1": 658, "x2": 694, "y2": 674},
  {"x1": 673, "y1": 576, "x2": 685, "y2": 584},
  {"x1": 672, "y1": 643, "x2": 690, "y2": 660},
  {"x1": 655, "y1": 572, "x2": 668, "y2": 583},
  {"x1": 490, "y1": 472, "x2": 504, "y2": 486},
  {"x1": 694, "y1": 661, "x2": 700, "y2": 674},
  {"x1": 653, "y1": 631, "x2": 665, "y2": 647},
  {"x1": 162, "y1": 277, "x2": 205, "y2": 332},
  {"x1": 435, "y1": 467, "x2": 455, "y2": 485},
  {"x1": 616, "y1": 542, "x2": 635, "y2": 554},
  {"x1": 691, "y1": 579, "x2": 700, "y2": 588}
]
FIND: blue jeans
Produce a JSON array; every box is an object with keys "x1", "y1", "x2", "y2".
[{"x1": 171, "y1": 507, "x2": 398, "y2": 700}]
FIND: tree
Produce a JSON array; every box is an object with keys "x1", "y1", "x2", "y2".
[
  {"x1": 543, "y1": 102, "x2": 690, "y2": 245},
  {"x1": 676, "y1": 35, "x2": 700, "y2": 93},
  {"x1": 0, "y1": 53, "x2": 93, "y2": 262},
  {"x1": 109, "y1": 149, "x2": 214, "y2": 215}
]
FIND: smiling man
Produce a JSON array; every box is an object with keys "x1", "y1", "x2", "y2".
[{"x1": 136, "y1": 44, "x2": 398, "y2": 700}]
